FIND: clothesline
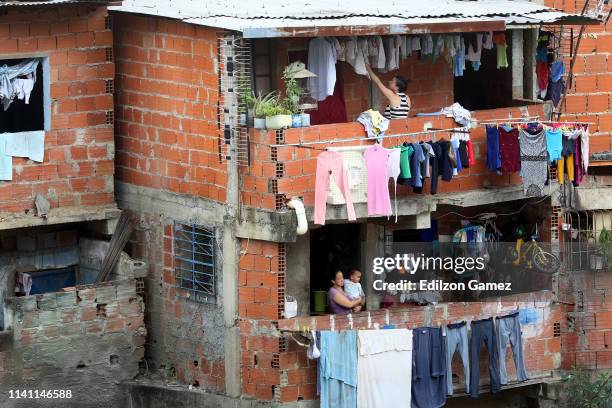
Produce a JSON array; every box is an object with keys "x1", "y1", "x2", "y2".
[
  {"x1": 270, "y1": 127, "x2": 471, "y2": 148},
  {"x1": 478, "y1": 116, "x2": 540, "y2": 125}
]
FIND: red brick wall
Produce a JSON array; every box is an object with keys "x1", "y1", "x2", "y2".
[
  {"x1": 0, "y1": 5, "x2": 114, "y2": 213},
  {"x1": 547, "y1": 0, "x2": 612, "y2": 154},
  {"x1": 236, "y1": 239, "x2": 563, "y2": 404},
  {"x1": 546, "y1": 0, "x2": 612, "y2": 373},
  {"x1": 243, "y1": 105, "x2": 545, "y2": 211},
  {"x1": 113, "y1": 14, "x2": 227, "y2": 202}
]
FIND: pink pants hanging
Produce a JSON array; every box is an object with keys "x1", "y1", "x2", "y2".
[{"x1": 314, "y1": 151, "x2": 356, "y2": 225}]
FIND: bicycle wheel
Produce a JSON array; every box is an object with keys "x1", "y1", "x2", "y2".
[{"x1": 532, "y1": 250, "x2": 561, "y2": 274}]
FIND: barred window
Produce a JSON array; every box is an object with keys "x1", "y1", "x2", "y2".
[{"x1": 174, "y1": 223, "x2": 216, "y2": 302}]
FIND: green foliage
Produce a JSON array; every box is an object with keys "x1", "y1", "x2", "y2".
[
  {"x1": 250, "y1": 91, "x2": 280, "y2": 118},
  {"x1": 563, "y1": 369, "x2": 612, "y2": 408},
  {"x1": 283, "y1": 65, "x2": 305, "y2": 115},
  {"x1": 599, "y1": 227, "x2": 612, "y2": 265},
  {"x1": 262, "y1": 99, "x2": 291, "y2": 117}
]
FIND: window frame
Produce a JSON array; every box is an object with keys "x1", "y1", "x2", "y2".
[
  {"x1": 0, "y1": 54, "x2": 51, "y2": 133},
  {"x1": 173, "y1": 222, "x2": 217, "y2": 303}
]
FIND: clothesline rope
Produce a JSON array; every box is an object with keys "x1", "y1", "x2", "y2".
[{"x1": 270, "y1": 126, "x2": 471, "y2": 148}]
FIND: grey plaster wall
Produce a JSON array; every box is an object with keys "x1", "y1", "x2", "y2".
[{"x1": 285, "y1": 234, "x2": 311, "y2": 316}]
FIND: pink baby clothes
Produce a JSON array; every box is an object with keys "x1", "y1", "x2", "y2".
[
  {"x1": 314, "y1": 151, "x2": 356, "y2": 225},
  {"x1": 364, "y1": 144, "x2": 392, "y2": 217}
]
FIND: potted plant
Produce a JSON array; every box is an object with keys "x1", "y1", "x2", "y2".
[
  {"x1": 264, "y1": 100, "x2": 292, "y2": 130},
  {"x1": 283, "y1": 66, "x2": 305, "y2": 128},
  {"x1": 251, "y1": 91, "x2": 278, "y2": 129}
]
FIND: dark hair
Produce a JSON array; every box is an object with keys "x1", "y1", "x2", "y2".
[
  {"x1": 349, "y1": 268, "x2": 361, "y2": 277},
  {"x1": 330, "y1": 270, "x2": 344, "y2": 284},
  {"x1": 394, "y1": 75, "x2": 409, "y2": 93}
]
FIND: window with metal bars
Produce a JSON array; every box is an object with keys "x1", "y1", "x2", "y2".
[{"x1": 174, "y1": 223, "x2": 217, "y2": 303}]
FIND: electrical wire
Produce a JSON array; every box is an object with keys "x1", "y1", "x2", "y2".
[{"x1": 436, "y1": 194, "x2": 552, "y2": 220}]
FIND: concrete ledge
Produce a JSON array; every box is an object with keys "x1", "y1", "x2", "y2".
[
  {"x1": 122, "y1": 380, "x2": 318, "y2": 408},
  {"x1": 0, "y1": 205, "x2": 120, "y2": 231}
]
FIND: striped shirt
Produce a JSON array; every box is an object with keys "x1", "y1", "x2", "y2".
[{"x1": 384, "y1": 92, "x2": 410, "y2": 119}]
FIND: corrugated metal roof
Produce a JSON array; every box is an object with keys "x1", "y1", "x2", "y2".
[
  {"x1": 110, "y1": 0, "x2": 600, "y2": 36},
  {"x1": 0, "y1": 0, "x2": 108, "y2": 6}
]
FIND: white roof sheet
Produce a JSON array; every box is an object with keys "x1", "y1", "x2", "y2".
[{"x1": 110, "y1": 0, "x2": 600, "y2": 35}]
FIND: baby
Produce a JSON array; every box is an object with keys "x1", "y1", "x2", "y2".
[{"x1": 343, "y1": 269, "x2": 365, "y2": 312}]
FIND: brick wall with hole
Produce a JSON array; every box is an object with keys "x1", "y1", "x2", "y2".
[
  {"x1": 113, "y1": 14, "x2": 227, "y2": 202},
  {"x1": 0, "y1": 5, "x2": 115, "y2": 213},
  {"x1": 0, "y1": 279, "x2": 145, "y2": 406},
  {"x1": 243, "y1": 105, "x2": 546, "y2": 211}
]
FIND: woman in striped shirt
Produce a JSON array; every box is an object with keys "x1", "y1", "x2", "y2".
[{"x1": 365, "y1": 64, "x2": 411, "y2": 119}]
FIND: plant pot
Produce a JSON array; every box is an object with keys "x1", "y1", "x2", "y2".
[
  {"x1": 590, "y1": 253, "x2": 604, "y2": 270},
  {"x1": 253, "y1": 117, "x2": 266, "y2": 129},
  {"x1": 300, "y1": 113, "x2": 311, "y2": 127},
  {"x1": 291, "y1": 114, "x2": 302, "y2": 128},
  {"x1": 265, "y1": 114, "x2": 292, "y2": 130}
]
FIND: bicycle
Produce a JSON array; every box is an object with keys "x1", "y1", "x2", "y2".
[{"x1": 512, "y1": 224, "x2": 561, "y2": 274}]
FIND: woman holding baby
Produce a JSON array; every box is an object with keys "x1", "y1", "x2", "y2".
[{"x1": 327, "y1": 269, "x2": 365, "y2": 315}]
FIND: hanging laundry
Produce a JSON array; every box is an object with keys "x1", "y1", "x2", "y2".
[
  {"x1": 369, "y1": 36, "x2": 386, "y2": 70},
  {"x1": 536, "y1": 61, "x2": 549, "y2": 99},
  {"x1": 421, "y1": 142, "x2": 436, "y2": 178},
  {"x1": 5, "y1": 130, "x2": 45, "y2": 163},
  {"x1": 411, "y1": 143, "x2": 426, "y2": 193},
  {"x1": 465, "y1": 33, "x2": 483, "y2": 71},
  {"x1": 548, "y1": 60, "x2": 566, "y2": 107},
  {"x1": 412, "y1": 327, "x2": 446, "y2": 408},
  {"x1": 482, "y1": 31, "x2": 494, "y2": 50},
  {"x1": 495, "y1": 312, "x2": 529, "y2": 385},
  {"x1": 453, "y1": 36, "x2": 466, "y2": 77},
  {"x1": 0, "y1": 59, "x2": 39, "y2": 111},
  {"x1": 411, "y1": 36, "x2": 421, "y2": 52},
  {"x1": 558, "y1": 130, "x2": 577, "y2": 185},
  {"x1": 574, "y1": 135, "x2": 584, "y2": 186},
  {"x1": 344, "y1": 37, "x2": 368, "y2": 76},
  {"x1": 399, "y1": 35, "x2": 409, "y2": 59},
  {"x1": 386, "y1": 148, "x2": 401, "y2": 222},
  {"x1": 519, "y1": 126, "x2": 548, "y2": 197},
  {"x1": 421, "y1": 34, "x2": 434, "y2": 56},
  {"x1": 0, "y1": 133, "x2": 12, "y2": 181},
  {"x1": 430, "y1": 142, "x2": 442, "y2": 194},
  {"x1": 459, "y1": 140, "x2": 469, "y2": 169},
  {"x1": 440, "y1": 102, "x2": 472, "y2": 126},
  {"x1": 581, "y1": 125, "x2": 590, "y2": 170},
  {"x1": 445, "y1": 322, "x2": 470, "y2": 396},
  {"x1": 395, "y1": 143, "x2": 414, "y2": 180},
  {"x1": 319, "y1": 331, "x2": 357, "y2": 408},
  {"x1": 439, "y1": 140, "x2": 454, "y2": 182},
  {"x1": 13, "y1": 75, "x2": 35, "y2": 104},
  {"x1": 498, "y1": 127, "x2": 521, "y2": 173},
  {"x1": 357, "y1": 109, "x2": 389, "y2": 143},
  {"x1": 314, "y1": 151, "x2": 356, "y2": 225},
  {"x1": 451, "y1": 136, "x2": 462, "y2": 176},
  {"x1": 485, "y1": 125, "x2": 502, "y2": 172},
  {"x1": 364, "y1": 144, "x2": 392, "y2": 217},
  {"x1": 466, "y1": 138, "x2": 476, "y2": 166},
  {"x1": 357, "y1": 329, "x2": 413, "y2": 408},
  {"x1": 545, "y1": 127, "x2": 563, "y2": 163},
  {"x1": 308, "y1": 37, "x2": 338, "y2": 101},
  {"x1": 469, "y1": 317, "x2": 501, "y2": 398},
  {"x1": 492, "y1": 32, "x2": 508, "y2": 69}
]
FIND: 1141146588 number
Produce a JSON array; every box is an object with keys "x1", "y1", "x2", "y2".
[{"x1": 8, "y1": 390, "x2": 72, "y2": 399}]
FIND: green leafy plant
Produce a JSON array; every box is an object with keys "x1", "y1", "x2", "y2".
[
  {"x1": 599, "y1": 227, "x2": 612, "y2": 266},
  {"x1": 563, "y1": 369, "x2": 612, "y2": 408},
  {"x1": 283, "y1": 66, "x2": 305, "y2": 115},
  {"x1": 251, "y1": 91, "x2": 279, "y2": 118},
  {"x1": 262, "y1": 100, "x2": 291, "y2": 117}
]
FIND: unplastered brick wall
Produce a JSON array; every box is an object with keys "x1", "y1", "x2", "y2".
[
  {"x1": 126, "y1": 212, "x2": 226, "y2": 392},
  {"x1": 546, "y1": 0, "x2": 612, "y2": 154},
  {"x1": 0, "y1": 5, "x2": 115, "y2": 213},
  {"x1": 113, "y1": 14, "x2": 228, "y2": 202},
  {"x1": 237, "y1": 291, "x2": 562, "y2": 403},
  {"x1": 560, "y1": 269, "x2": 612, "y2": 371},
  {"x1": 0, "y1": 279, "x2": 145, "y2": 407},
  {"x1": 243, "y1": 105, "x2": 545, "y2": 211}
]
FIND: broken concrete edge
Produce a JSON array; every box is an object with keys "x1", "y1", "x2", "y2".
[
  {"x1": 0, "y1": 205, "x2": 121, "y2": 231},
  {"x1": 6, "y1": 278, "x2": 139, "y2": 310},
  {"x1": 121, "y1": 380, "x2": 318, "y2": 408}
]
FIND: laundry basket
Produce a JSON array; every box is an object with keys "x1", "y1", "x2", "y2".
[{"x1": 326, "y1": 149, "x2": 368, "y2": 204}]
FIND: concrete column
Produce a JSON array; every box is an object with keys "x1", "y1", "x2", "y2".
[
  {"x1": 221, "y1": 36, "x2": 242, "y2": 398},
  {"x1": 285, "y1": 234, "x2": 311, "y2": 316},
  {"x1": 523, "y1": 28, "x2": 538, "y2": 100},
  {"x1": 512, "y1": 29, "x2": 524, "y2": 100},
  {"x1": 361, "y1": 223, "x2": 384, "y2": 311}
]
